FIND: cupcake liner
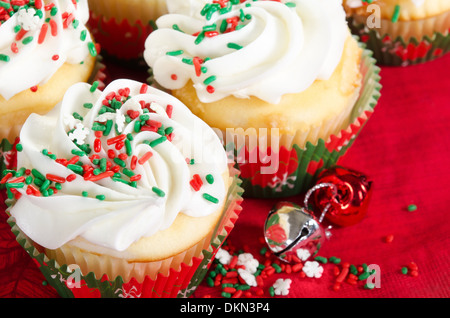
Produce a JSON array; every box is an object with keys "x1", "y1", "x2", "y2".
[
  {"x1": 347, "y1": 10, "x2": 450, "y2": 66},
  {"x1": 6, "y1": 166, "x2": 243, "y2": 298},
  {"x1": 87, "y1": 12, "x2": 157, "y2": 60},
  {"x1": 0, "y1": 57, "x2": 106, "y2": 183},
  {"x1": 223, "y1": 41, "x2": 381, "y2": 198}
]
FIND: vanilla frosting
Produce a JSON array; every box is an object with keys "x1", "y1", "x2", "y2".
[
  {"x1": 0, "y1": 0, "x2": 96, "y2": 100},
  {"x1": 7, "y1": 79, "x2": 228, "y2": 252},
  {"x1": 144, "y1": 0, "x2": 348, "y2": 104}
]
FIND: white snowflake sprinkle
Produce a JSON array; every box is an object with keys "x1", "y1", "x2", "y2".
[
  {"x1": 296, "y1": 248, "x2": 311, "y2": 261},
  {"x1": 302, "y1": 261, "x2": 324, "y2": 278},
  {"x1": 215, "y1": 248, "x2": 231, "y2": 265},
  {"x1": 237, "y1": 268, "x2": 257, "y2": 287},
  {"x1": 17, "y1": 8, "x2": 41, "y2": 31},
  {"x1": 272, "y1": 278, "x2": 292, "y2": 296},
  {"x1": 63, "y1": 114, "x2": 81, "y2": 130},
  {"x1": 115, "y1": 112, "x2": 126, "y2": 133},
  {"x1": 237, "y1": 253, "x2": 259, "y2": 274},
  {"x1": 69, "y1": 123, "x2": 89, "y2": 145}
]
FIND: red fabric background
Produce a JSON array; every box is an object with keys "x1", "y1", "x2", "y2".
[{"x1": 1, "y1": 52, "x2": 449, "y2": 299}]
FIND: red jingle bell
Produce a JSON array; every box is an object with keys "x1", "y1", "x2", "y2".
[{"x1": 311, "y1": 166, "x2": 373, "y2": 227}]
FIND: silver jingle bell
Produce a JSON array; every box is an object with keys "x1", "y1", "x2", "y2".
[{"x1": 264, "y1": 201, "x2": 326, "y2": 263}]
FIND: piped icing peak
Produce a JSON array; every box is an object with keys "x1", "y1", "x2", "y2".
[
  {"x1": 144, "y1": 0, "x2": 349, "y2": 104},
  {"x1": 0, "y1": 0, "x2": 97, "y2": 100},
  {"x1": 5, "y1": 79, "x2": 228, "y2": 251}
]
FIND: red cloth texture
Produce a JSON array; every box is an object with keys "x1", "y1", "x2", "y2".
[{"x1": 1, "y1": 53, "x2": 449, "y2": 298}]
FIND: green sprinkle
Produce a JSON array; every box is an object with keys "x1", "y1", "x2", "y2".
[
  {"x1": 391, "y1": 5, "x2": 401, "y2": 23},
  {"x1": 72, "y1": 19, "x2": 79, "y2": 29},
  {"x1": 13, "y1": 25, "x2": 21, "y2": 33},
  {"x1": 203, "y1": 75, "x2": 217, "y2": 85},
  {"x1": 80, "y1": 29, "x2": 87, "y2": 41},
  {"x1": 220, "y1": 19, "x2": 228, "y2": 33},
  {"x1": 285, "y1": 2, "x2": 296, "y2": 8},
  {"x1": 172, "y1": 24, "x2": 184, "y2": 32},
  {"x1": 202, "y1": 193, "x2": 219, "y2": 204},
  {"x1": 71, "y1": 149, "x2": 86, "y2": 157},
  {"x1": 206, "y1": 277, "x2": 214, "y2": 287},
  {"x1": 152, "y1": 186, "x2": 166, "y2": 197},
  {"x1": 0, "y1": 54, "x2": 10, "y2": 62},
  {"x1": 40, "y1": 179, "x2": 51, "y2": 192},
  {"x1": 87, "y1": 42, "x2": 97, "y2": 57},
  {"x1": 6, "y1": 182, "x2": 24, "y2": 189},
  {"x1": 96, "y1": 194, "x2": 105, "y2": 201},
  {"x1": 104, "y1": 120, "x2": 113, "y2": 136},
  {"x1": 269, "y1": 286, "x2": 275, "y2": 297},
  {"x1": 31, "y1": 169, "x2": 45, "y2": 181},
  {"x1": 67, "y1": 164, "x2": 83, "y2": 174},
  {"x1": 90, "y1": 81, "x2": 99, "y2": 92},
  {"x1": 0, "y1": 1, "x2": 11, "y2": 9},
  {"x1": 149, "y1": 136, "x2": 167, "y2": 148},
  {"x1": 125, "y1": 139, "x2": 132, "y2": 156},
  {"x1": 83, "y1": 102, "x2": 93, "y2": 109},
  {"x1": 166, "y1": 49, "x2": 184, "y2": 56},
  {"x1": 50, "y1": 6, "x2": 58, "y2": 16},
  {"x1": 181, "y1": 57, "x2": 193, "y2": 65},
  {"x1": 190, "y1": 159, "x2": 195, "y2": 165},
  {"x1": 91, "y1": 122, "x2": 106, "y2": 131},
  {"x1": 364, "y1": 283, "x2": 375, "y2": 290},
  {"x1": 358, "y1": 271, "x2": 371, "y2": 281},
  {"x1": 328, "y1": 256, "x2": 341, "y2": 264},
  {"x1": 15, "y1": 144, "x2": 23, "y2": 152},
  {"x1": 194, "y1": 31, "x2": 206, "y2": 45},
  {"x1": 401, "y1": 267, "x2": 409, "y2": 275},
  {"x1": 407, "y1": 204, "x2": 417, "y2": 212},
  {"x1": 72, "y1": 112, "x2": 83, "y2": 121},
  {"x1": 206, "y1": 174, "x2": 214, "y2": 184},
  {"x1": 314, "y1": 256, "x2": 328, "y2": 264},
  {"x1": 221, "y1": 292, "x2": 232, "y2": 298},
  {"x1": 113, "y1": 157, "x2": 127, "y2": 168},
  {"x1": 272, "y1": 263, "x2": 282, "y2": 273},
  {"x1": 227, "y1": 42, "x2": 242, "y2": 50},
  {"x1": 349, "y1": 264, "x2": 358, "y2": 275}
]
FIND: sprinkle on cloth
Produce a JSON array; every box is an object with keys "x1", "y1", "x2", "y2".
[
  {"x1": 0, "y1": 0, "x2": 97, "y2": 64},
  {"x1": 2, "y1": 81, "x2": 216, "y2": 205},
  {"x1": 198, "y1": 234, "x2": 420, "y2": 298}
]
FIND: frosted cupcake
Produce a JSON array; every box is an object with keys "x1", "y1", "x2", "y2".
[
  {"x1": 144, "y1": 0, "x2": 381, "y2": 198},
  {"x1": 0, "y1": 0, "x2": 101, "y2": 173},
  {"x1": 344, "y1": 0, "x2": 450, "y2": 65},
  {"x1": 5, "y1": 79, "x2": 243, "y2": 298}
]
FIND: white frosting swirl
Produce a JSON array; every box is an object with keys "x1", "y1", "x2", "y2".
[
  {"x1": 8, "y1": 79, "x2": 228, "y2": 251},
  {"x1": 0, "y1": 0, "x2": 95, "y2": 100},
  {"x1": 144, "y1": 0, "x2": 348, "y2": 104}
]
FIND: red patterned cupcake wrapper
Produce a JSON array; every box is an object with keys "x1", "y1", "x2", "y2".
[
  {"x1": 347, "y1": 16, "x2": 450, "y2": 66},
  {"x1": 227, "y1": 42, "x2": 381, "y2": 198},
  {"x1": 7, "y1": 167, "x2": 243, "y2": 298},
  {"x1": 87, "y1": 12, "x2": 156, "y2": 60}
]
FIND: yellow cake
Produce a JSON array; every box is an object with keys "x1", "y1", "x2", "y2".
[{"x1": 0, "y1": 0, "x2": 99, "y2": 143}]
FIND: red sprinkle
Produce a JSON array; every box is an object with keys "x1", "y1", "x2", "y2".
[
  {"x1": 138, "y1": 151, "x2": 153, "y2": 165},
  {"x1": 66, "y1": 174, "x2": 77, "y2": 182},
  {"x1": 46, "y1": 174, "x2": 66, "y2": 184}
]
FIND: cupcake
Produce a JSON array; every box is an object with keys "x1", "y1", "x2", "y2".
[
  {"x1": 144, "y1": 0, "x2": 381, "y2": 198},
  {"x1": 86, "y1": 0, "x2": 169, "y2": 60},
  {"x1": 0, "y1": 0, "x2": 101, "y2": 174},
  {"x1": 344, "y1": 0, "x2": 450, "y2": 65},
  {"x1": 5, "y1": 79, "x2": 243, "y2": 298}
]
